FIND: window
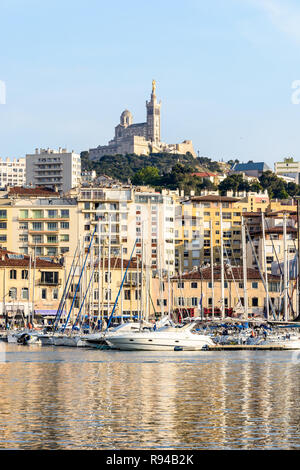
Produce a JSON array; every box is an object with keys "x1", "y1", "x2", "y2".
[
  {"x1": 0, "y1": 222, "x2": 6, "y2": 229},
  {"x1": 32, "y1": 222, "x2": 43, "y2": 231},
  {"x1": 47, "y1": 222, "x2": 58, "y2": 231},
  {"x1": 41, "y1": 271, "x2": 59, "y2": 284},
  {"x1": 32, "y1": 210, "x2": 43, "y2": 219},
  {"x1": 22, "y1": 270, "x2": 28, "y2": 280},
  {"x1": 252, "y1": 282, "x2": 258, "y2": 289},
  {"x1": 21, "y1": 288, "x2": 29, "y2": 300},
  {"x1": 177, "y1": 282, "x2": 184, "y2": 289},
  {"x1": 47, "y1": 235, "x2": 58, "y2": 244},
  {"x1": 41, "y1": 288, "x2": 47, "y2": 300},
  {"x1": 48, "y1": 210, "x2": 57, "y2": 218},
  {"x1": 0, "y1": 210, "x2": 7, "y2": 219},
  {"x1": 9, "y1": 287, "x2": 17, "y2": 299},
  {"x1": 10, "y1": 269, "x2": 17, "y2": 280},
  {"x1": 61, "y1": 222, "x2": 69, "y2": 229},
  {"x1": 124, "y1": 290, "x2": 131, "y2": 300},
  {"x1": 19, "y1": 210, "x2": 28, "y2": 219},
  {"x1": 252, "y1": 297, "x2": 258, "y2": 307},
  {"x1": 60, "y1": 234, "x2": 69, "y2": 242},
  {"x1": 61, "y1": 209, "x2": 69, "y2": 218},
  {"x1": 191, "y1": 282, "x2": 198, "y2": 289},
  {"x1": 53, "y1": 288, "x2": 59, "y2": 300},
  {"x1": 0, "y1": 235, "x2": 7, "y2": 242}
]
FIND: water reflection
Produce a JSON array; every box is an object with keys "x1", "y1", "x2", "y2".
[{"x1": 0, "y1": 346, "x2": 299, "y2": 449}]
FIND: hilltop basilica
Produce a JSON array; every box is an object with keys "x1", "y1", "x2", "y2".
[{"x1": 89, "y1": 81, "x2": 196, "y2": 160}]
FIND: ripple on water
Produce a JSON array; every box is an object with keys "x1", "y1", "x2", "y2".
[{"x1": 0, "y1": 344, "x2": 299, "y2": 449}]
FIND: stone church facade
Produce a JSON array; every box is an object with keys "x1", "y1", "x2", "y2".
[{"x1": 89, "y1": 81, "x2": 196, "y2": 160}]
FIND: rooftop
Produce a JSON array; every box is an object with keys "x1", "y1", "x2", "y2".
[
  {"x1": 172, "y1": 265, "x2": 281, "y2": 281},
  {"x1": 232, "y1": 161, "x2": 271, "y2": 172},
  {"x1": 0, "y1": 249, "x2": 62, "y2": 269},
  {"x1": 8, "y1": 186, "x2": 60, "y2": 197}
]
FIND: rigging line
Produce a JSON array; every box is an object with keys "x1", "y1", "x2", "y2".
[
  {"x1": 245, "y1": 223, "x2": 277, "y2": 321},
  {"x1": 222, "y1": 244, "x2": 244, "y2": 315},
  {"x1": 72, "y1": 254, "x2": 100, "y2": 331},
  {"x1": 62, "y1": 225, "x2": 97, "y2": 333},
  {"x1": 53, "y1": 243, "x2": 80, "y2": 332},
  {"x1": 264, "y1": 215, "x2": 295, "y2": 317},
  {"x1": 105, "y1": 239, "x2": 137, "y2": 332}
]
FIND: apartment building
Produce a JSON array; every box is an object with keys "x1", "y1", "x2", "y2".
[
  {"x1": 0, "y1": 158, "x2": 26, "y2": 187},
  {"x1": 171, "y1": 266, "x2": 291, "y2": 320},
  {"x1": 174, "y1": 190, "x2": 270, "y2": 272},
  {"x1": 26, "y1": 148, "x2": 81, "y2": 193},
  {"x1": 0, "y1": 187, "x2": 80, "y2": 261},
  {"x1": 76, "y1": 185, "x2": 177, "y2": 274},
  {"x1": 175, "y1": 194, "x2": 243, "y2": 272},
  {"x1": 275, "y1": 157, "x2": 300, "y2": 184},
  {"x1": 0, "y1": 248, "x2": 64, "y2": 324},
  {"x1": 69, "y1": 257, "x2": 157, "y2": 324},
  {"x1": 246, "y1": 212, "x2": 298, "y2": 273}
]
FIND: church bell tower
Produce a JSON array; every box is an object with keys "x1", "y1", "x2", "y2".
[{"x1": 146, "y1": 80, "x2": 161, "y2": 143}]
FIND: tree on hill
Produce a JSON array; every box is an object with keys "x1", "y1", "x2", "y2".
[
  {"x1": 132, "y1": 166, "x2": 160, "y2": 185},
  {"x1": 80, "y1": 152, "x2": 200, "y2": 183}
]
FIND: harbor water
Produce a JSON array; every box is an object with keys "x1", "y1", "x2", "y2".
[{"x1": 0, "y1": 343, "x2": 300, "y2": 450}]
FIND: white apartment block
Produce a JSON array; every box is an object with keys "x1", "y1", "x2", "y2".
[
  {"x1": 274, "y1": 158, "x2": 300, "y2": 184},
  {"x1": 77, "y1": 185, "x2": 177, "y2": 274},
  {"x1": 0, "y1": 158, "x2": 26, "y2": 187},
  {"x1": 26, "y1": 148, "x2": 81, "y2": 193}
]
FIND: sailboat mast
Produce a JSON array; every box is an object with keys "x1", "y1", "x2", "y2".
[
  {"x1": 210, "y1": 219, "x2": 214, "y2": 320},
  {"x1": 97, "y1": 220, "x2": 101, "y2": 329},
  {"x1": 284, "y1": 212, "x2": 288, "y2": 321},
  {"x1": 32, "y1": 246, "x2": 36, "y2": 325},
  {"x1": 107, "y1": 215, "x2": 112, "y2": 321},
  {"x1": 241, "y1": 216, "x2": 248, "y2": 320},
  {"x1": 262, "y1": 213, "x2": 269, "y2": 320},
  {"x1": 220, "y1": 206, "x2": 225, "y2": 319},
  {"x1": 140, "y1": 223, "x2": 144, "y2": 321},
  {"x1": 121, "y1": 244, "x2": 124, "y2": 324},
  {"x1": 28, "y1": 253, "x2": 32, "y2": 324}
]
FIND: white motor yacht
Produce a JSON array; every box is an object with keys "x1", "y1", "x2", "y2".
[
  {"x1": 105, "y1": 320, "x2": 216, "y2": 351},
  {"x1": 83, "y1": 321, "x2": 154, "y2": 348}
]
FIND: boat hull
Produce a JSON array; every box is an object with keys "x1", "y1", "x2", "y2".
[{"x1": 106, "y1": 333, "x2": 215, "y2": 351}]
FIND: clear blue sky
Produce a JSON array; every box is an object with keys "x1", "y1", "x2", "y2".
[{"x1": 1, "y1": 0, "x2": 300, "y2": 168}]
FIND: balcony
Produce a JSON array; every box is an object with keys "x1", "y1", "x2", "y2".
[{"x1": 37, "y1": 279, "x2": 62, "y2": 286}]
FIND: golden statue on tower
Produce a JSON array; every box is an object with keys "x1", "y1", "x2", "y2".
[{"x1": 152, "y1": 79, "x2": 156, "y2": 95}]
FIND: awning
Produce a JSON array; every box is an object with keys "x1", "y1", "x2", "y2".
[{"x1": 35, "y1": 310, "x2": 66, "y2": 316}]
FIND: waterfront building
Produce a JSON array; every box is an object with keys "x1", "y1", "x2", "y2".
[
  {"x1": 75, "y1": 184, "x2": 177, "y2": 274},
  {"x1": 26, "y1": 147, "x2": 81, "y2": 193},
  {"x1": 89, "y1": 81, "x2": 196, "y2": 159},
  {"x1": 246, "y1": 211, "x2": 298, "y2": 273},
  {"x1": 170, "y1": 266, "x2": 292, "y2": 320},
  {"x1": 175, "y1": 193, "x2": 244, "y2": 272},
  {"x1": 174, "y1": 190, "x2": 270, "y2": 272},
  {"x1": 0, "y1": 187, "x2": 80, "y2": 261},
  {"x1": 69, "y1": 257, "x2": 156, "y2": 323},
  {"x1": 0, "y1": 248, "x2": 64, "y2": 324},
  {"x1": 0, "y1": 157, "x2": 26, "y2": 188}
]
